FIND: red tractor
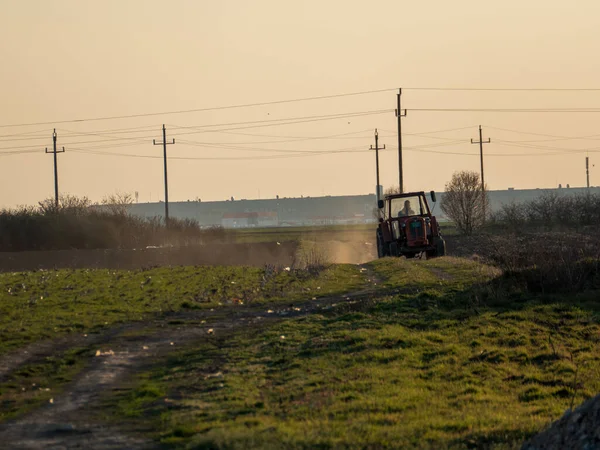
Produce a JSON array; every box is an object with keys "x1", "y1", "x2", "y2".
[{"x1": 376, "y1": 191, "x2": 446, "y2": 259}]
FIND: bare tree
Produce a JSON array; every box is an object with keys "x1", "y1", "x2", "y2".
[
  {"x1": 371, "y1": 186, "x2": 403, "y2": 220},
  {"x1": 101, "y1": 191, "x2": 135, "y2": 216},
  {"x1": 384, "y1": 185, "x2": 402, "y2": 196},
  {"x1": 441, "y1": 171, "x2": 488, "y2": 235},
  {"x1": 38, "y1": 194, "x2": 92, "y2": 215}
]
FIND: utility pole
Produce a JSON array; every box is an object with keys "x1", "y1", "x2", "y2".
[
  {"x1": 586, "y1": 156, "x2": 590, "y2": 188},
  {"x1": 396, "y1": 88, "x2": 407, "y2": 193},
  {"x1": 45, "y1": 128, "x2": 65, "y2": 209},
  {"x1": 153, "y1": 125, "x2": 175, "y2": 226},
  {"x1": 471, "y1": 125, "x2": 491, "y2": 217},
  {"x1": 370, "y1": 128, "x2": 385, "y2": 203}
]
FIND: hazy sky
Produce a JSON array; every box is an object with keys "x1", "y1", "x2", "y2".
[{"x1": 2, "y1": 0, "x2": 600, "y2": 207}]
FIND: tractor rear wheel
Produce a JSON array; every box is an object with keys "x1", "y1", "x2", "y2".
[
  {"x1": 376, "y1": 229, "x2": 387, "y2": 258},
  {"x1": 437, "y1": 237, "x2": 446, "y2": 257},
  {"x1": 426, "y1": 237, "x2": 446, "y2": 259}
]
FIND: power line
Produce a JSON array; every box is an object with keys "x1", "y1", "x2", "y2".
[
  {"x1": 5, "y1": 86, "x2": 600, "y2": 129},
  {"x1": 410, "y1": 108, "x2": 600, "y2": 113},
  {"x1": 484, "y1": 125, "x2": 600, "y2": 141},
  {"x1": 66, "y1": 109, "x2": 391, "y2": 139},
  {"x1": 380, "y1": 125, "x2": 476, "y2": 135},
  {"x1": 62, "y1": 124, "x2": 166, "y2": 134},
  {"x1": 0, "y1": 125, "x2": 160, "y2": 143},
  {"x1": 0, "y1": 129, "x2": 53, "y2": 139},
  {"x1": 409, "y1": 148, "x2": 568, "y2": 157},
  {"x1": 165, "y1": 109, "x2": 393, "y2": 135},
  {"x1": 168, "y1": 127, "x2": 376, "y2": 144},
  {"x1": 0, "y1": 89, "x2": 396, "y2": 129},
  {"x1": 0, "y1": 109, "x2": 391, "y2": 150},
  {"x1": 0, "y1": 149, "x2": 39, "y2": 157},
  {"x1": 209, "y1": 128, "x2": 373, "y2": 139},
  {"x1": 0, "y1": 137, "x2": 151, "y2": 151},
  {"x1": 69, "y1": 148, "x2": 357, "y2": 161},
  {"x1": 6, "y1": 128, "x2": 596, "y2": 158},
  {"x1": 176, "y1": 140, "x2": 367, "y2": 153},
  {"x1": 404, "y1": 87, "x2": 600, "y2": 91},
  {"x1": 172, "y1": 129, "x2": 375, "y2": 146},
  {"x1": 69, "y1": 144, "x2": 584, "y2": 160},
  {"x1": 497, "y1": 141, "x2": 600, "y2": 153}
]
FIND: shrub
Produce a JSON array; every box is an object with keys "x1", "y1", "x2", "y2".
[
  {"x1": 484, "y1": 232, "x2": 600, "y2": 294},
  {"x1": 493, "y1": 192, "x2": 600, "y2": 231},
  {"x1": 0, "y1": 194, "x2": 229, "y2": 251}
]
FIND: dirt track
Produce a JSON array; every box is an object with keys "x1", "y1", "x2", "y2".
[{"x1": 0, "y1": 267, "x2": 383, "y2": 449}]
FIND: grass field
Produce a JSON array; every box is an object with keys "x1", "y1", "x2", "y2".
[
  {"x1": 229, "y1": 223, "x2": 458, "y2": 244},
  {"x1": 99, "y1": 259, "x2": 599, "y2": 448},
  {"x1": 1, "y1": 255, "x2": 599, "y2": 449},
  {"x1": 230, "y1": 224, "x2": 375, "y2": 245},
  {"x1": 0, "y1": 264, "x2": 365, "y2": 422},
  {"x1": 0, "y1": 265, "x2": 365, "y2": 356}
]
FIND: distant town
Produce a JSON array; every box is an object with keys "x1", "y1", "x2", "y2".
[{"x1": 125, "y1": 186, "x2": 600, "y2": 228}]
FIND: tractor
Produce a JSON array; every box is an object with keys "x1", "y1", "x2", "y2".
[{"x1": 375, "y1": 191, "x2": 446, "y2": 259}]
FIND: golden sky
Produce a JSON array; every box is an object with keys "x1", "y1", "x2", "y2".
[{"x1": 2, "y1": 0, "x2": 600, "y2": 207}]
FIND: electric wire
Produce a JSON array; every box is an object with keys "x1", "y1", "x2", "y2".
[
  {"x1": 0, "y1": 88, "x2": 396, "y2": 129},
  {"x1": 0, "y1": 110, "x2": 391, "y2": 151},
  {"x1": 4, "y1": 86, "x2": 600, "y2": 129},
  {"x1": 410, "y1": 108, "x2": 600, "y2": 113},
  {"x1": 404, "y1": 87, "x2": 600, "y2": 91}
]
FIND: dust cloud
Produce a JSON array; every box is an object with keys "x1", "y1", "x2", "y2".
[{"x1": 317, "y1": 240, "x2": 377, "y2": 265}]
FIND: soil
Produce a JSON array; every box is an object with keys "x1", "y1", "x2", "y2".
[
  {"x1": 0, "y1": 242, "x2": 299, "y2": 273},
  {"x1": 0, "y1": 265, "x2": 383, "y2": 449}
]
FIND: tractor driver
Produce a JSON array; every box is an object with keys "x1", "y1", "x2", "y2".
[{"x1": 398, "y1": 200, "x2": 415, "y2": 217}]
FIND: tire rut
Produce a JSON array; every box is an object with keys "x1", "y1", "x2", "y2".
[
  {"x1": 0, "y1": 270, "x2": 381, "y2": 449},
  {"x1": 0, "y1": 326, "x2": 128, "y2": 384}
]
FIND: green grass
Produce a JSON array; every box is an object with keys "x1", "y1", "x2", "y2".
[
  {"x1": 0, "y1": 346, "x2": 92, "y2": 421},
  {"x1": 230, "y1": 223, "x2": 457, "y2": 243},
  {"x1": 0, "y1": 264, "x2": 366, "y2": 356},
  {"x1": 103, "y1": 258, "x2": 600, "y2": 449}
]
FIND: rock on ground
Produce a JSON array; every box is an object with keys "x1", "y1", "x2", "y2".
[{"x1": 521, "y1": 394, "x2": 600, "y2": 450}]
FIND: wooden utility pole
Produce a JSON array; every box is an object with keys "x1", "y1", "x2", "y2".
[
  {"x1": 370, "y1": 128, "x2": 385, "y2": 203},
  {"x1": 471, "y1": 125, "x2": 491, "y2": 217},
  {"x1": 153, "y1": 125, "x2": 175, "y2": 226},
  {"x1": 396, "y1": 88, "x2": 407, "y2": 193},
  {"x1": 586, "y1": 156, "x2": 590, "y2": 188},
  {"x1": 45, "y1": 128, "x2": 65, "y2": 208}
]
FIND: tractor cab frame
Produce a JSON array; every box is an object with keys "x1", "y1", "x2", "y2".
[{"x1": 376, "y1": 191, "x2": 446, "y2": 259}]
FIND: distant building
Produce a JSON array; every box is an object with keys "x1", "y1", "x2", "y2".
[
  {"x1": 221, "y1": 211, "x2": 278, "y2": 228},
  {"x1": 123, "y1": 187, "x2": 600, "y2": 228}
]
